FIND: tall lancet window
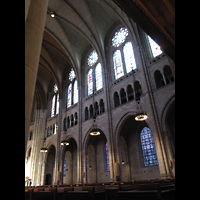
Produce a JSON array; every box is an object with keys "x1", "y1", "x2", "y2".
[
  {"x1": 113, "y1": 50, "x2": 124, "y2": 79},
  {"x1": 112, "y1": 27, "x2": 137, "y2": 80},
  {"x1": 95, "y1": 63, "x2": 103, "y2": 91},
  {"x1": 87, "y1": 69, "x2": 93, "y2": 95},
  {"x1": 87, "y1": 50, "x2": 103, "y2": 96},
  {"x1": 67, "y1": 68, "x2": 78, "y2": 108},
  {"x1": 123, "y1": 42, "x2": 137, "y2": 73},
  {"x1": 140, "y1": 127, "x2": 158, "y2": 167},
  {"x1": 106, "y1": 142, "x2": 110, "y2": 172},
  {"x1": 51, "y1": 84, "x2": 59, "y2": 117}
]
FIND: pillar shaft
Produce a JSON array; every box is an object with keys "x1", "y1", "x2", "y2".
[{"x1": 25, "y1": 0, "x2": 49, "y2": 156}]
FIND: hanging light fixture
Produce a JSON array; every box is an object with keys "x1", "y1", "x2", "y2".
[
  {"x1": 90, "y1": 91, "x2": 101, "y2": 136},
  {"x1": 61, "y1": 140, "x2": 69, "y2": 146},
  {"x1": 50, "y1": 11, "x2": 55, "y2": 18},
  {"x1": 40, "y1": 147, "x2": 48, "y2": 153},
  {"x1": 135, "y1": 99, "x2": 148, "y2": 121},
  {"x1": 131, "y1": 68, "x2": 147, "y2": 122},
  {"x1": 135, "y1": 110, "x2": 148, "y2": 121}
]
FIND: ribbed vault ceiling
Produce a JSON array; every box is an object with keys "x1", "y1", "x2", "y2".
[{"x1": 36, "y1": 0, "x2": 137, "y2": 108}]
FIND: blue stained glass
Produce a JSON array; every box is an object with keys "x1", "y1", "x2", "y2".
[
  {"x1": 67, "y1": 83, "x2": 72, "y2": 108},
  {"x1": 63, "y1": 153, "x2": 66, "y2": 176},
  {"x1": 106, "y1": 142, "x2": 110, "y2": 172},
  {"x1": 123, "y1": 42, "x2": 137, "y2": 72},
  {"x1": 113, "y1": 50, "x2": 124, "y2": 79},
  {"x1": 87, "y1": 69, "x2": 93, "y2": 95},
  {"x1": 140, "y1": 127, "x2": 158, "y2": 167}
]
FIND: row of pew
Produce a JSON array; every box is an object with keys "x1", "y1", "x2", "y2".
[{"x1": 25, "y1": 178, "x2": 175, "y2": 200}]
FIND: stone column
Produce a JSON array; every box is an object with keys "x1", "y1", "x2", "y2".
[{"x1": 25, "y1": 0, "x2": 49, "y2": 156}]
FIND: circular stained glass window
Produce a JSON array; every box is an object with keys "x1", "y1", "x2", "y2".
[
  {"x1": 69, "y1": 68, "x2": 76, "y2": 81},
  {"x1": 112, "y1": 27, "x2": 128, "y2": 47},
  {"x1": 87, "y1": 50, "x2": 98, "y2": 67}
]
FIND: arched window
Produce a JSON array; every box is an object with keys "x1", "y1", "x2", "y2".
[
  {"x1": 127, "y1": 84, "x2": 134, "y2": 101},
  {"x1": 67, "y1": 68, "x2": 78, "y2": 108},
  {"x1": 163, "y1": 65, "x2": 174, "y2": 84},
  {"x1": 112, "y1": 27, "x2": 137, "y2": 80},
  {"x1": 114, "y1": 92, "x2": 120, "y2": 107},
  {"x1": 87, "y1": 50, "x2": 103, "y2": 96},
  {"x1": 67, "y1": 83, "x2": 72, "y2": 107},
  {"x1": 106, "y1": 142, "x2": 110, "y2": 171},
  {"x1": 85, "y1": 107, "x2": 89, "y2": 120},
  {"x1": 63, "y1": 118, "x2": 67, "y2": 131},
  {"x1": 120, "y1": 88, "x2": 127, "y2": 104},
  {"x1": 99, "y1": 99, "x2": 105, "y2": 114},
  {"x1": 147, "y1": 35, "x2": 162, "y2": 57},
  {"x1": 87, "y1": 69, "x2": 93, "y2": 95},
  {"x1": 73, "y1": 80, "x2": 78, "y2": 104},
  {"x1": 140, "y1": 127, "x2": 158, "y2": 167},
  {"x1": 63, "y1": 153, "x2": 66, "y2": 176},
  {"x1": 134, "y1": 81, "x2": 142, "y2": 101},
  {"x1": 113, "y1": 50, "x2": 124, "y2": 79},
  {"x1": 154, "y1": 70, "x2": 165, "y2": 89},
  {"x1": 123, "y1": 42, "x2": 137, "y2": 73},
  {"x1": 51, "y1": 84, "x2": 59, "y2": 117},
  {"x1": 95, "y1": 63, "x2": 103, "y2": 91}
]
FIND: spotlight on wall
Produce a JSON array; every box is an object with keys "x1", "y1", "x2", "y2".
[
  {"x1": 89, "y1": 166, "x2": 92, "y2": 169},
  {"x1": 122, "y1": 160, "x2": 125, "y2": 165}
]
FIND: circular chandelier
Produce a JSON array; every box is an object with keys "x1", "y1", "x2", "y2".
[
  {"x1": 40, "y1": 147, "x2": 48, "y2": 153},
  {"x1": 61, "y1": 140, "x2": 69, "y2": 146},
  {"x1": 135, "y1": 110, "x2": 148, "y2": 121},
  {"x1": 90, "y1": 128, "x2": 100, "y2": 136}
]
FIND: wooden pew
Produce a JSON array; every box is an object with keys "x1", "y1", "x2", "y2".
[
  {"x1": 57, "y1": 187, "x2": 73, "y2": 200},
  {"x1": 105, "y1": 185, "x2": 120, "y2": 200},
  {"x1": 117, "y1": 190, "x2": 160, "y2": 200},
  {"x1": 66, "y1": 191, "x2": 92, "y2": 200}
]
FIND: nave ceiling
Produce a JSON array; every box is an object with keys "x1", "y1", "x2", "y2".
[{"x1": 36, "y1": 0, "x2": 135, "y2": 108}]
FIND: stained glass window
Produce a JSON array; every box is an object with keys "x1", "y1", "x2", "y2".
[
  {"x1": 87, "y1": 50, "x2": 98, "y2": 67},
  {"x1": 112, "y1": 27, "x2": 128, "y2": 47},
  {"x1": 63, "y1": 153, "x2": 66, "y2": 176},
  {"x1": 106, "y1": 142, "x2": 110, "y2": 172},
  {"x1": 123, "y1": 42, "x2": 137, "y2": 73},
  {"x1": 140, "y1": 127, "x2": 158, "y2": 167},
  {"x1": 73, "y1": 80, "x2": 78, "y2": 104},
  {"x1": 113, "y1": 50, "x2": 124, "y2": 79},
  {"x1": 67, "y1": 83, "x2": 72, "y2": 108},
  {"x1": 51, "y1": 95, "x2": 56, "y2": 117},
  {"x1": 147, "y1": 35, "x2": 162, "y2": 57},
  {"x1": 56, "y1": 94, "x2": 59, "y2": 114},
  {"x1": 69, "y1": 68, "x2": 76, "y2": 81},
  {"x1": 95, "y1": 63, "x2": 103, "y2": 91},
  {"x1": 87, "y1": 69, "x2": 93, "y2": 95},
  {"x1": 53, "y1": 84, "x2": 58, "y2": 93}
]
